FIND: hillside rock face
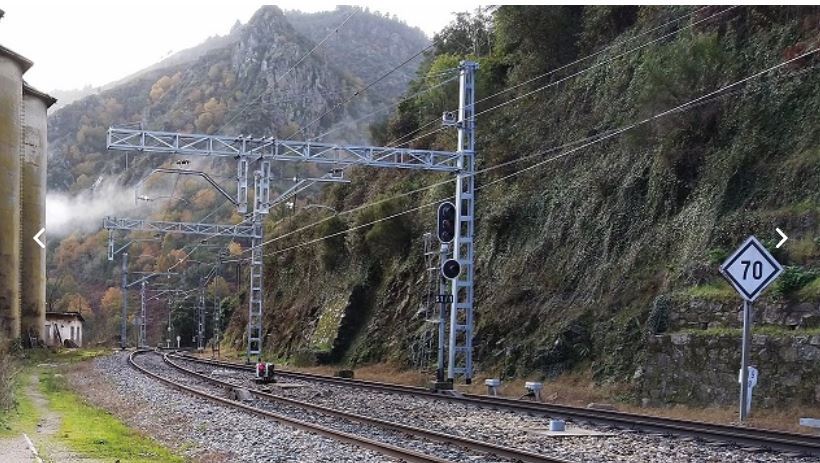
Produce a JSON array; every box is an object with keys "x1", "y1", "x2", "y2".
[
  {"x1": 46, "y1": 6, "x2": 428, "y2": 192},
  {"x1": 239, "y1": 6, "x2": 820, "y2": 408},
  {"x1": 42, "y1": 7, "x2": 430, "y2": 347}
]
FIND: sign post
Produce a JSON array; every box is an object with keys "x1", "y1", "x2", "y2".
[{"x1": 720, "y1": 235, "x2": 782, "y2": 422}]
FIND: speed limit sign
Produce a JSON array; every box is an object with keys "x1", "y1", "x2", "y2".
[{"x1": 720, "y1": 236, "x2": 783, "y2": 301}]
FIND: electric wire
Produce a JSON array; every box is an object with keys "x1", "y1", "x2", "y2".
[
  {"x1": 308, "y1": 73, "x2": 459, "y2": 142},
  {"x1": 218, "y1": 8, "x2": 360, "y2": 133},
  {"x1": 238, "y1": 6, "x2": 741, "y2": 254},
  {"x1": 386, "y1": 6, "x2": 739, "y2": 153},
  {"x1": 383, "y1": 5, "x2": 712, "y2": 149},
  {"x1": 285, "y1": 41, "x2": 439, "y2": 139},
  {"x1": 254, "y1": 48, "x2": 819, "y2": 257}
]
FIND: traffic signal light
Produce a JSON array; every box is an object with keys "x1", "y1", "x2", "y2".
[
  {"x1": 441, "y1": 259, "x2": 461, "y2": 279},
  {"x1": 437, "y1": 201, "x2": 456, "y2": 243}
]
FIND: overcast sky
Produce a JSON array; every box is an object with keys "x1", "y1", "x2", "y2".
[{"x1": 0, "y1": 1, "x2": 479, "y2": 92}]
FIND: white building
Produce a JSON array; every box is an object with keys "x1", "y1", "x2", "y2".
[{"x1": 44, "y1": 311, "x2": 84, "y2": 347}]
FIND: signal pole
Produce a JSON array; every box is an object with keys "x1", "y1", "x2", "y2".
[
  {"x1": 120, "y1": 252, "x2": 128, "y2": 349},
  {"x1": 106, "y1": 61, "x2": 479, "y2": 373},
  {"x1": 448, "y1": 61, "x2": 478, "y2": 383}
]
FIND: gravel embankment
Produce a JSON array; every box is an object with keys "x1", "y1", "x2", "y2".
[
  {"x1": 172, "y1": 356, "x2": 819, "y2": 463},
  {"x1": 135, "y1": 352, "x2": 514, "y2": 462},
  {"x1": 94, "y1": 352, "x2": 401, "y2": 463}
]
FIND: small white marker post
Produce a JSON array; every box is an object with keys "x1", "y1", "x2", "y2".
[{"x1": 720, "y1": 235, "x2": 782, "y2": 422}]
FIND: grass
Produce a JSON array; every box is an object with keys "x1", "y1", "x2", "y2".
[
  {"x1": 39, "y1": 363, "x2": 183, "y2": 463},
  {"x1": 0, "y1": 370, "x2": 40, "y2": 437},
  {"x1": 682, "y1": 325, "x2": 820, "y2": 337},
  {"x1": 798, "y1": 275, "x2": 820, "y2": 301},
  {"x1": 677, "y1": 281, "x2": 736, "y2": 302}
]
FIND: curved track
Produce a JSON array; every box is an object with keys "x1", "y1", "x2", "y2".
[
  {"x1": 174, "y1": 353, "x2": 820, "y2": 456},
  {"x1": 131, "y1": 350, "x2": 573, "y2": 463}
]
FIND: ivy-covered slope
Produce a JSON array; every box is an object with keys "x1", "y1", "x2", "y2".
[{"x1": 241, "y1": 6, "x2": 820, "y2": 385}]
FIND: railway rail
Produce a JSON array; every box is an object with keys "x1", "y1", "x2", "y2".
[
  {"x1": 130, "y1": 350, "x2": 572, "y2": 463},
  {"x1": 173, "y1": 353, "x2": 820, "y2": 457}
]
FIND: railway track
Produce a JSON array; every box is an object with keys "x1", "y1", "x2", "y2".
[
  {"x1": 130, "y1": 350, "x2": 572, "y2": 463},
  {"x1": 173, "y1": 353, "x2": 820, "y2": 457}
]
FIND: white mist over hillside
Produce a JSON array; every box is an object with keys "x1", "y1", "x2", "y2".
[{"x1": 46, "y1": 182, "x2": 145, "y2": 237}]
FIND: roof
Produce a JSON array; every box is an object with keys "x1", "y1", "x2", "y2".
[
  {"x1": 0, "y1": 44, "x2": 32, "y2": 73},
  {"x1": 23, "y1": 81, "x2": 57, "y2": 108},
  {"x1": 45, "y1": 311, "x2": 85, "y2": 323}
]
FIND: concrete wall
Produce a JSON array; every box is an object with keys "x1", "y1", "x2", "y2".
[
  {"x1": 0, "y1": 49, "x2": 25, "y2": 339},
  {"x1": 20, "y1": 87, "x2": 52, "y2": 341}
]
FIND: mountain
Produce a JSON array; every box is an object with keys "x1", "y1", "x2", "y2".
[
  {"x1": 44, "y1": 6, "x2": 431, "y2": 346},
  {"x1": 47, "y1": 6, "x2": 429, "y2": 192},
  {"x1": 45, "y1": 5, "x2": 820, "y2": 408},
  {"x1": 237, "y1": 6, "x2": 820, "y2": 406}
]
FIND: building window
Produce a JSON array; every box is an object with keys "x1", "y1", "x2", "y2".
[{"x1": 71, "y1": 326, "x2": 75, "y2": 341}]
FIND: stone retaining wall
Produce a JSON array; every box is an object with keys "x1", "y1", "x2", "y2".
[
  {"x1": 638, "y1": 331, "x2": 820, "y2": 407},
  {"x1": 666, "y1": 298, "x2": 820, "y2": 332}
]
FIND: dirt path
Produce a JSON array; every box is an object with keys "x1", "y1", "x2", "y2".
[{"x1": 0, "y1": 373, "x2": 102, "y2": 463}]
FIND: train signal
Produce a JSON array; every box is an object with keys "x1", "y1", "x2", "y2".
[
  {"x1": 441, "y1": 259, "x2": 461, "y2": 279},
  {"x1": 437, "y1": 201, "x2": 456, "y2": 243}
]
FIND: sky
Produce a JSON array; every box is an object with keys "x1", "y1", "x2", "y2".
[{"x1": 0, "y1": 1, "x2": 479, "y2": 92}]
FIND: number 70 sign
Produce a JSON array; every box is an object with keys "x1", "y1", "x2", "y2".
[{"x1": 720, "y1": 236, "x2": 783, "y2": 301}]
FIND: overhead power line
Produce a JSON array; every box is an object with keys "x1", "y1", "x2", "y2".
[
  {"x1": 255, "y1": 47, "x2": 819, "y2": 258},
  {"x1": 219, "y1": 8, "x2": 360, "y2": 133},
  {"x1": 384, "y1": 5, "x2": 725, "y2": 150},
  {"x1": 285, "y1": 41, "x2": 438, "y2": 139},
  {"x1": 239, "y1": 6, "x2": 740, "y2": 255}
]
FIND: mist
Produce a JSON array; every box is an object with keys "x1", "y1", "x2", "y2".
[{"x1": 46, "y1": 181, "x2": 146, "y2": 237}]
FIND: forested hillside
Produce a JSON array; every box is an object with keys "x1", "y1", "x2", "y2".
[
  {"x1": 45, "y1": 5, "x2": 820, "y2": 405},
  {"x1": 240, "y1": 5, "x2": 820, "y2": 397},
  {"x1": 44, "y1": 6, "x2": 429, "y2": 345}
]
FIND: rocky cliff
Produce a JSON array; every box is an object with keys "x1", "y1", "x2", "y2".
[{"x1": 236, "y1": 6, "x2": 820, "y2": 409}]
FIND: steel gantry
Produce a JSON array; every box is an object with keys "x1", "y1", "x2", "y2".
[{"x1": 106, "y1": 61, "x2": 478, "y2": 380}]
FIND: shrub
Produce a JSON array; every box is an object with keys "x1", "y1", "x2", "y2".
[
  {"x1": 0, "y1": 338, "x2": 18, "y2": 412},
  {"x1": 774, "y1": 266, "x2": 819, "y2": 297}
]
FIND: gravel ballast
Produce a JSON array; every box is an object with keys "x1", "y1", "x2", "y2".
[
  {"x1": 92, "y1": 352, "x2": 401, "y2": 462},
  {"x1": 172, "y1": 356, "x2": 819, "y2": 463}
]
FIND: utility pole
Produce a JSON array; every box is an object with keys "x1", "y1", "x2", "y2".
[
  {"x1": 448, "y1": 61, "x2": 478, "y2": 383},
  {"x1": 106, "y1": 60, "x2": 479, "y2": 375},
  {"x1": 437, "y1": 243, "x2": 449, "y2": 382},
  {"x1": 120, "y1": 252, "x2": 128, "y2": 349},
  {"x1": 197, "y1": 277, "x2": 206, "y2": 352},
  {"x1": 139, "y1": 280, "x2": 147, "y2": 347},
  {"x1": 213, "y1": 250, "x2": 224, "y2": 358}
]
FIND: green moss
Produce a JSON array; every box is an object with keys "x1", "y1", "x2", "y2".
[
  {"x1": 677, "y1": 281, "x2": 736, "y2": 302},
  {"x1": 39, "y1": 371, "x2": 182, "y2": 463},
  {"x1": 312, "y1": 299, "x2": 346, "y2": 351}
]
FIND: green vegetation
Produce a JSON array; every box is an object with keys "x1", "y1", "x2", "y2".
[
  {"x1": 39, "y1": 370, "x2": 183, "y2": 463},
  {"x1": 798, "y1": 276, "x2": 820, "y2": 301},
  {"x1": 0, "y1": 372, "x2": 39, "y2": 437},
  {"x1": 677, "y1": 281, "x2": 736, "y2": 302},
  {"x1": 683, "y1": 325, "x2": 820, "y2": 337},
  {"x1": 44, "y1": 6, "x2": 820, "y2": 383},
  {"x1": 773, "y1": 266, "x2": 819, "y2": 297}
]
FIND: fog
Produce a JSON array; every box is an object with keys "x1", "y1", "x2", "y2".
[{"x1": 46, "y1": 181, "x2": 146, "y2": 237}]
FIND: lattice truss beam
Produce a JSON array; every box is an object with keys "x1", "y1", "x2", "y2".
[
  {"x1": 107, "y1": 129, "x2": 462, "y2": 172},
  {"x1": 103, "y1": 216, "x2": 256, "y2": 239}
]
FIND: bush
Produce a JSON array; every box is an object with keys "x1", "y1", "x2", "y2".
[
  {"x1": 774, "y1": 266, "x2": 819, "y2": 297},
  {"x1": 0, "y1": 338, "x2": 18, "y2": 412}
]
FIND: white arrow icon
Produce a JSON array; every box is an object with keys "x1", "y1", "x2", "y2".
[
  {"x1": 33, "y1": 228, "x2": 45, "y2": 249},
  {"x1": 776, "y1": 228, "x2": 788, "y2": 248}
]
